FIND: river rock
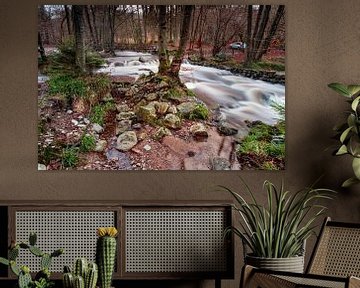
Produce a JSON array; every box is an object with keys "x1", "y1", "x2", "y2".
[
  {"x1": 137, "y1": 132, "x2": 147, "y2": 141},
  {"x1": 116, "y1": 131, "x2": 138, "y2": 151},
  {"x1": 95, "y1": 140, "x2": 107, "y2": 152},
  {"x1": 38, "y1": 163, "x2": 47, "y2": 170},
  {"x1": 177, "y1": 102, "x2": 196, "y2": 117},
  {"x1": 136, "y1": 105, "x2": 157, "y2": 124},
  {"x1": 102, "y1": 93, "x2": 114, "y2": 102},
  {"x1": 156, "y1": 102, "x2": 169, "y2": 115},
  {"x1": 211, "y1": 157, "x2": 231, "y2": 170},
  {"x1": 143, "y1": 144, "x2": 151, "y2": 151},
  {"x1": 92, "y1": 123, "x2": 104, "y2": 134},
  {"x1": 217, "y1": 121, "x2": 237, "y2": 136},
  {"x1": 164, "y1": 114, "x2": 181, "y2": 129},
  {"x1": 153, "y1": 127, "x2": 172, "y2": 140},
  {"x1": 116, "y1": 119, "x2": 132, "y2": 135},
  {"x1": 145, "y1": 93, "x2": 158, "y2": 101},
  {"x1": 116, "y1": 111, "x2": 136, "y2": 121},
  {"x1": 71, "y1": 119, "x2": 79, "y2": 126},
  {"x1": 168, "y1": 105, "x2": 177, "y2": 114},
  {"x1": 190, "y1": 123, "x2": 208, "y2": 139},
  {"x1": 116, "y1": 103, "x2": 130, "y2": 113}
]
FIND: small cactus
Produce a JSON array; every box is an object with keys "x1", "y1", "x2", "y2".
[
  {"x1": 63, "y1": 259, "x2": 98, "y2": 288},
  {"x1": 74, "y1": 275, "x2": 85, "y2": 288},
  {"x1": 0, "y1": 232, "x2": 63, "y2": 288},
  {"x1": 96, "y1": 227, "x2": 118, "y2": 288}
]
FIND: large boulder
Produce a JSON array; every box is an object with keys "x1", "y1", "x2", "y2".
[
  {"x1": 116, "y1": 111, "x2": 136, "y2": 121},
  {"x1": 190, "y1": 123, "x2": 208, "y2": 139},
  {"x1": 92, "y1": 123, "x2": 104, "y2": 134},
  {"x1": 164, "y1": 114, "x2": 181, "y2": 129},
  {"x1": 156, "y1": 102, "x2": 169, "y2": 115},
  {"x1": 217, "y1": 121, "x2": 238, "y2": 136},
  {"x1": 153, "y1": 127, "x2": 172, "y2": 140},
  {"x1": 116, "y1": 131, "x2": 138, "y2": 151},
  {"x1": 116, "y1": 119, "x2": 132, "y2": 135},
  {"x1": 177, "y1": 102, "x2": 197, "y2": 118},
  {"x1": 136, "y1": 104, "x2": 157, "y2": 124}
]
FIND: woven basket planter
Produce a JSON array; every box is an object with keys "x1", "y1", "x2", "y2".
[{"x1": 245, "y1": 254, "x2": 305, "y2": 273}]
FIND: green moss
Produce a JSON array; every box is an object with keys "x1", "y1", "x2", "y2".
[
  {"x1": 164, "y1": 88, "x2": 183, "y2": 99},
  {"x1": 245, "y1": 61, "x2": 285, "y2": 72},
  {"x1": 188, "y1": 103, "x2": 210, "y2": 120},
  {"x1": 237, "y1": 122, "x2": 285, "y2": 159},
  {"x1": 89, "y1": 102, "x2": 114, "y2": 126}
]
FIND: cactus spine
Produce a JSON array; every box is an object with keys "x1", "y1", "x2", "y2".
[
  {"x1": 96, "y1": 227, "x2": 118, "y2": 288},
  {"x1": 63, "y1": 260, "x2": 98, "y2": 288},
  {"x1": 74, "y1": 275, "x2": 85, "y2": 288}
]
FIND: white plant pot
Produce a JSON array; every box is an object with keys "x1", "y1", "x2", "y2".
[{"x1": 245, "y1": 254, "x2": 305, "y2": 273}]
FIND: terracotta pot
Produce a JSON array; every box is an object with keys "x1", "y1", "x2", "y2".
[{"x1": 245, "y1": 254, "x2": 305, "y2": 273}]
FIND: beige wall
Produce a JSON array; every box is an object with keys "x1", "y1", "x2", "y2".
[{"x1": 1, "y1": 1, "x2": 360, "y2": 287}]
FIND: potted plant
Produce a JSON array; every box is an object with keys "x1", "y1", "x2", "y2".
[
  {"x1": 222, "y1": 179, "x2": 334, "y2": 273},
  {"x1": 328, "y1": 83, "x2": 360, "y2": 187}
]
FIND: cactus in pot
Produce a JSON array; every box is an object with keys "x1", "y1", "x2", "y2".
[
  {"x1": 96, "y1": 227, "x2": 118, "y2": 288},
  {"x1": 62, "y1": 259, "x2": 98, "y2": 288}
]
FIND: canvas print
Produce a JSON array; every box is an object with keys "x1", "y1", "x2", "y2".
[{"x1": 38, "y1": 5, "x2": 285, "y2": 170}]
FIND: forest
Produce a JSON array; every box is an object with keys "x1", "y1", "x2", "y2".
[{"x1": 38, "y1": 5, "x2": 285, "y2": 171}]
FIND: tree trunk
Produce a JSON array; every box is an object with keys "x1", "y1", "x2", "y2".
[
  {"x1": 168, "y1": 5, "x2": 194, "y2": 79},
  {"x1": 73, "y1": 5, "x2": 85, "y2": 73},
  {"x1": 253, "y1": 5, "x2": 271, "y2": 57},
  {"x1": 64, "y1": 5, "x2": 72, "y2": 35},
  {"x1": 38, "y1": 31, "x2": 46, "y2": 62},
  {"x1": 245, "y1": 5, "x2": 253, "y2": 65},
  {"x1": 255, "y1": 5, "x2": 285, "y2": 61},
  {"x1": 157, "y1": 5, "x2": 169, "y2": 74},
  {"x1": 90, "y1": 6, "x2": 100, "y2": 50},
  {"x1": 84, "y1": 6, "x2": 96, "y2": 49}
]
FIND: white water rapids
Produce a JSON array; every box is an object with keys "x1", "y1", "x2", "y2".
[{"x1": 40, "y1": 50, "x2": 285, "y2": 128}]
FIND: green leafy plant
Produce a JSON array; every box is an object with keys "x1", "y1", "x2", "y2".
[
  {"x1": 47, "y1": 74, "x2": 86, "y2": 105},
  {"x1": 90, "y1": 105, "x2": 107, "y2": 126},
  {"x1": 222, "y1": 179, "x2": 334, "y2": 258},
  {"x1": 62, "y1": 146, "x2": 79, "y2": 168},
  {"x1": 328, "y1": 83, "x2": 360, "y2": 187},
  {"x1": 188, "y1": 103, "x2": 209, "y2": 120},
  {"x1": 0, "y1": 232, "x2": 63, "y2": 288},
  {"x1": 80, "y1": 134, "x2": 96, "y2": 153}
]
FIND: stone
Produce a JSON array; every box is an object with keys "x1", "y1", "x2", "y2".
[
  {"x1": 145, "y1": 93, "x2": 158, "y2": 101},
  {"x1": 177, "y1": 102, "x2": 197, "y2": 117},
  {"x1": 217, "y1": 121, "x2": 238, "y2": 136},
  {"x1": 116, "y1": 119, "x2": 132, "y2": 135},
  {"x1": 211, "y1": 157, "x2": 231, "y2": 170},
  {"x1": 38, "y1": 163, "x2": 47, "y2": 170},
  {"x1": 156, "y1": 102, "x2": 169, "y2": 115},
  {"x1": 66, "y1": 110, "x2": 73, "y2": 114},
  {"x1": 94, "y1": 140, "x2": 107, "y2": 152},
  {"x1": 153, "y1": 127, "x2": 172, "y2": 140},
  {"x1": 116, "y1": 103, "x2": 130, "y2": 113},
  {"x1": 116, "y1": 131, "x2": 138, "y2": 151},
  {"x1": 102, "y1": 93, "x2": 113, "y2": 102},
  {"x1": 143, "y1": 144, "x2": 151, "y2": 151},
  {"x1": 83, "y1": 118, "x2": 90, "y2": 125},
  {"x1": 136, "y1": 105, "x2": 157, "y2": 124},
  {"x1": 116, "y1": 111, "x2": 136, "y2": 121},
  {"x1": 132, "y1": 123, "x2": 142, "y2": 130},
  {"x1": 167, "y1": 105, "x2": 177, "y2": 114},
  {"x1": 92, "y1": 123, "x2": 104, "y2": 134},
  {"x1": 71, "y1": 119, "x2": 79, "y2": 126},
  {"x1": 139, "y1": 56, "x2": 148, "y2": 63},
  {"x1": 190, "y1": 123, "x2": 208, "y2": 139},
  {"x1": 137, "y1": 132, "x2": 147, "y2": 141},
  {"x1": 114, "y1": 62, "x2": 125, "y2": 67},
  {"x1": 164, "y1": 114, "x2": 181, "y2": 129}
]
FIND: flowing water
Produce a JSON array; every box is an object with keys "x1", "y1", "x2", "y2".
[{"x1": 40, "y1": 50, "x2": 285, "y2": 128}]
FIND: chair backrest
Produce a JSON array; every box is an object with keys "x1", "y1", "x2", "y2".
[{"x1": 307, "y1": 217, "x2": 360, "y2": 277}]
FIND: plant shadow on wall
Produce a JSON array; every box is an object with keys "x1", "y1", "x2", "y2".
[
  {"x1": 38, "y1": 5, "x2": 285, "y2": 171},
  {"x1": 328, "y1": 83, "x2": 360, "y2": 187},
  {"x1": 220, "y1": 178, "x2": 335, "y2": 273}
]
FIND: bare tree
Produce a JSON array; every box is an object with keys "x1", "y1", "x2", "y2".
[
  {"x1": 168, "y1": 5, "x2": 194, "y2": 78},
  {"x1": 245, "y1": 5, "x2": 253, "y2": 64},
  {"x1": 255, "y1": 5, "x2": 285, "y2": 61},
  {"x1": 38, "y1": 32, "x2": 46, "y2": 62},
  {"x1": 157, "y1": 5, "x2": 168, "y2": 74},
  {"x1": 64, "y1": 5, "x2": 72, "y2": 35},
  {"x1": 73, "y1": 5, "x2": 85, "y2": 72}
]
